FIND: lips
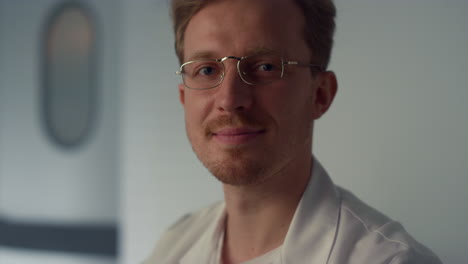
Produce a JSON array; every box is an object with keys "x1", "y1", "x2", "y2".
[{"x1": 212, "y1": 127, "x2": 265, "y2": 145}]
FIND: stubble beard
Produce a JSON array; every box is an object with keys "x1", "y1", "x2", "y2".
[
  {"x1": 196, "y1": 145, "x2": 271, "y2": 186},
  {"x1": 188, "y1": 112, "x2": 274, "y2": 186},
  {"x1": 186, "y1": 98, "x2": 314, "y2": 186}
]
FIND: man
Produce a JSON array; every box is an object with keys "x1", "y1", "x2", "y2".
[{"x1": 145, "y1": 0, "x2": 442, "y2": 263}]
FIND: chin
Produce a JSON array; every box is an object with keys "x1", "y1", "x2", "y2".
[
  {"x1": 209, "y1": 162, "x2": 268, "y2": 186},
  {"x1": 200, "y1": 149, "x2": 270, "y2": 186}
]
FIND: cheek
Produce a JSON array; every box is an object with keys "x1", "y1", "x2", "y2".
[
  {"x1": 184, "y1": 108, "x2": 204, "y2": 147},
  {"x1": 270, "y1": 82, "x2": 314, "y2": 114},
  {"x1": 276, "y1": 85, "x2": 315, "y2": 127},
  {"x1": 183, "y1": 94, "x2": 213, "y2": 130},
  {"x1": 184, "y1": 105, "x2": 202, "y2": 132}
]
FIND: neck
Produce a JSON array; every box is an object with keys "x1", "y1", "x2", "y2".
[{"x1": 221, "y1": 152, "x2": 313, "y2": 264}]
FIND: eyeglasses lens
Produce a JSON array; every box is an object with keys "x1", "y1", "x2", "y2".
[
  {"x1": 239, "y1": 54, "x2": 283, "y2": 85},
  {"x1": 182, "y1": 60, "x2": 224, "y2": 90},
  {"x1": 181, "y1": 54, "x2": 284, "y2": 89}
]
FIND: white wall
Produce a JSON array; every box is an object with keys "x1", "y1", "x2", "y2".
[
  {"x1": 0, "y1": 0, "x2": 6, "y2": 216},
  {"x1": 121, "y1": 1, "x2": 466, "y2": 264},
  {"x1": 0, "y1": 0, "x2": 121, "y2": 263},
  {"x1": 0, "y1": 0, "x2": 120, "y2": 224}
]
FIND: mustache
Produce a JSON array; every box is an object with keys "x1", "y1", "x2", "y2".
[{"x1": 205, "y1": 113, "x2": 265, "y2": 134}]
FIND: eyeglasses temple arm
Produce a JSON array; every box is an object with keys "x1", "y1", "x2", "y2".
[{"x1": 284, "y1": 61, "x2": 324, "y2": 71}]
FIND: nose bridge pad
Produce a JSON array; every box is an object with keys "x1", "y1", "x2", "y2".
[
  {"x1": 216, "y1": 57, "x2": 253, "y2": 109},
  {"x1": 219, "y1": 57, "x2": 240, "y2": 84},
  {"x1": 237, "y1": 61, "x2": 250, "y2": 85},
  {"x1": 218, "y1": 56, "x2": 253, "y2": 86}
]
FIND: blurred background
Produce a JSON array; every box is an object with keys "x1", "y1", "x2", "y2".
[{"x1": 0, "y1": 0, "x2": 466, "y2": 263}]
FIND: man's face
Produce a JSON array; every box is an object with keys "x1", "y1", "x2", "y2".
[{"x1": 179, "y1": 0, "x2": 334, "y2": 185}]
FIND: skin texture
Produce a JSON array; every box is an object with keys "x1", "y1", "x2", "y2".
[{"x1": 179, "y1": 0, "x2": 337, "y2": 262}]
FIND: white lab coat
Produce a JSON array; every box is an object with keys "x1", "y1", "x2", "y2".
[{"x1": 144, "y1": 159, "x2": 442, "y2": 264}]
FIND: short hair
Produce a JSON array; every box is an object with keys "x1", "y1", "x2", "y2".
[{"x1": 171, "y1": 0, "x2": 336, "y2": 69}]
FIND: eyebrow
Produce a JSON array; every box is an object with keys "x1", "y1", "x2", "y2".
[
  {"x1": 187, "y1": 51, "x2": 218, "y2": 61},
  {"x1": 186, "y1": 47, "x2": 281, "y2": 62},
  {"x1": 245, "y1": 47, "x2": 280, "y2": 56}
]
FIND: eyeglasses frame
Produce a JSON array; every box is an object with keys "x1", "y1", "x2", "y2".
[{"x1": 176, "y1": 54, "x2": 324, "y2": 90}]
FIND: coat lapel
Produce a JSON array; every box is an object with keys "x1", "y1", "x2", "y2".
[
  {"x1": 179, "y1": 205, "x2": 226, "y2": 264},
  {"x1": 281, "y1": 158, "x2": 341, "y2": 264}
]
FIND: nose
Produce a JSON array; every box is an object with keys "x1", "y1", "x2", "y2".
[{"x1": 215, "y1": 64, "x2": 253, "y2": 112}]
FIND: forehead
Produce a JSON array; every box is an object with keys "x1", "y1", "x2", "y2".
[{"x1": 183, "y1": 0, "x2": 309, "y2": 61}]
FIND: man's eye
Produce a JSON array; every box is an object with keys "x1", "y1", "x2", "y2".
[
  {"x1": 258, "y1": 64, "x2": 275, "y2": 71},
  {"x1": 198, "y1": 66, "x2": 216, "y2": 76},
  {"x1": 254, "y1": 62, "x2": 281, "y2": 72}
]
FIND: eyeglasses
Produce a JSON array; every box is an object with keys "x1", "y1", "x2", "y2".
[{"x1": 176, "y1": 53, "x2": 323, "y2": 90}]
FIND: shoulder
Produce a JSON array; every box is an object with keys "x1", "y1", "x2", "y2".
[
  {"x1": 143, "y1": 201, "x2": 224, "y2": 264},
  {"x1": 332, "y1": 187, "x2": 442, "y2": 264}
]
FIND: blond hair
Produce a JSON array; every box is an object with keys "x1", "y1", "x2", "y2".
[{"x1": 171, "y1": 0, "x2": 336, "y2": 69}]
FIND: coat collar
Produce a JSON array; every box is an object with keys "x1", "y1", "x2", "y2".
[
  {"x1": 179, "y1": 202, "x2": 226, "y2": 264},
  {"x1": 180, "y1": 158, "x2": 341, "y2": 264},
  {"x1": 281, "y1": 158, "x2": 341, "y2": 264}
]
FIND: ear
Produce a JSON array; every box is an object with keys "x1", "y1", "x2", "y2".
[
  {"x1": 312, "y1": 71, "x2": 338, "y2": 120},
  {"x1": 178, "y1": 83, "x2": 185, "y2": 105}
]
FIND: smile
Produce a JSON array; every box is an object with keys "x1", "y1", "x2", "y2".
[{"x1": 212, "y1": 128, "x2": 266, "y2": 145}]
